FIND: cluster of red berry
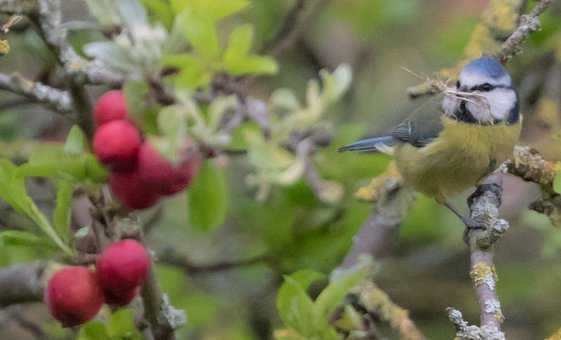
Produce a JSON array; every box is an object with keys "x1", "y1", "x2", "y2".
[
  {"x1": 92, "y1": 90, "x2": 202, "y2": 210},
  {"x1": 45, "y1": 240, "x2": 150, "y2": 327}
]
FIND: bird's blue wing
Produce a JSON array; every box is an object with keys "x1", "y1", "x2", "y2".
[{"x1": 339, "y1": 95, "x2": 444, "y2": 152}]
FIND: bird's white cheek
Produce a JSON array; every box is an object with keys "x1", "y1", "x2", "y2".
[
  {"x1": 442, "y1": 95, "x2": 459, "y2": 116},
  {"x1": 466, "y1": 99, "x2": 493, "y2": 122},
  {"x1": 487, "y1": 90, "x2": 516, "y2": 121}
]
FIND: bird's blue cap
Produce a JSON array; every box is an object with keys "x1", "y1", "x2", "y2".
[{"x1": 462, "y1": 56, "x2": 509, "y2": 79}]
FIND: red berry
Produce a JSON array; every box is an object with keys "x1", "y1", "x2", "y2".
[
  {"x1": 136, "y1": 142, "x2": 202, "y2": 196},
  {"x1": 93, "y1": 120, "x2": 141, "y2": 172},
  {"x1": 109, "y1": 171, "x2": 160, "y2": 210},
  {"x1": 45, "y1": 266, "x2": 104, "y2": 327},
  {"x1": 94, "y1": 90, "x2": 128, "y2": 127},
  {"x1": 104, "y1": 287, "x2": 139, "y2": 307},
  {"x1": 96, "y1": 240, "x2": 151, "y2": 296}
]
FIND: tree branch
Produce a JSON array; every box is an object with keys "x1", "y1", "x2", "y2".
[
  {"x1": 0, "y1": 0, "x2": 36, "y2": 14},
  {"x1": 35, "y1": 0, "x2": 122, "y2": 85},
  {"x1": 340, "y1": 163, "x2": 416, "y2": 268},
  {"x1": 0, "y1": 262, "x2": 45, "y2": 308},
  {"x1": 505, "y1": 145, "x2": 561, "y2": 226},
  {"x1": 0, "y1": 73, "x2": 74, "y2": 114},
  {"x1": 497, "y1": 0, "x2": 553, "y2": 62},
  {"x1": 260, "y1": 0, "x2": 318, "y2": 56},
  {"x1": 353, "y1": 281, "x2": 426, "y2": 340},
  {"x1": 140, "y1": 263, "x2": 185, "y2": 340},
  {"x1": 406, "y1": 0, "x2": 551, "y2": 98},
  {"x1": 160, "y1": 250, "x2": 271, "y2": 274},
  {"x1": 448, "y1": 174, "x2": 508, "y2": 340},
  {"x1": 5, "y1": 306, "x2": 46, "y2": 339}
]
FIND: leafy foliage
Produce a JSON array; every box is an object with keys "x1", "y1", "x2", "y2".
[
  {"x1": 275, "y1": 259, "x2": 372, "y2": 339},
  {"x1": 187, "y1": 160, "x2": 228, "y2": 231}
]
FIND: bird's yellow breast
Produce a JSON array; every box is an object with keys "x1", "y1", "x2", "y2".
[{"x1": 394, "y1": 116, "x2": 522, "y2": 201}]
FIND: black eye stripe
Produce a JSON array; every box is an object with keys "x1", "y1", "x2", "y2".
[{"x1": 470, "y1": 83, "x2": 494, "y2": 91}]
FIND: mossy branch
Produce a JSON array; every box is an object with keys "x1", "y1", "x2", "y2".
[{"x1": 407, "y1": 0, "x2": 552, "y2": 98}]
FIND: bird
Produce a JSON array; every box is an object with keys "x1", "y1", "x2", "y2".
[{"x1": 339, "y1": 56, "x2": 521, "y2": 226}]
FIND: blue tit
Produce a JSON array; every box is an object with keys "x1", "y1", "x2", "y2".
[{"x1": 339, "y1": 56, "x2": 521, "y2": 224}]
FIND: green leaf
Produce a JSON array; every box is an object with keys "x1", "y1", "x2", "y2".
[
  {"x1": 187, "y1": 161, "x2": 228, "y2": 231},
  {"x1": 554, "y1": 171, "x2": 561, "y2": 194},
  {"x1": 18, "y1": 146, "x2": 106, "y2": 183},
  {"x1": 276, "y1": 270, "x2": 324, "y2": 336},
  {"x1": 124, "y1": 80, "x2": 159, "y2": 133},
  {"x1": 314, "y1": 264, "x2": 370, "y2": 320},
  {"x1": 64, "y1": 125, "x2": 87, "y2": 156},
  {"x1": 164, "y1": 53, "x2": 211, "y2": 88},
  {"x1": 223, "y1": 25, "x2": 278, "y2": 76},
  {"x1": 53, "y1": 180, "x2": 73, "y2": 243},
  {"x1": 171, "y1": 0, "x2": 249, "y2": 21},
  {"x1": 0, "y1": 159, "x2": 72, "y2": 255},
  {"x1": 0, "y1": 230, "x2": 54, "y2": 249},
  {"x1": 177, "y1": 9, "x2": 220, "y2": 60},
  {"x1": 225, "y1": 55, "x2": 278, "y2": 76},
  {"x1": 223, "y1": 24, "x2": 254, "y2": 62},
  {"x1": 84, "y1": 154, "x2": 109, "y2": 183},
  {"x1": 141, "y1": 0, "x2": 174, "y2": 28},
  {"x1": 78, "y1": 321, "x2": 111, "y2": 340},
  {"x1": 156, "y1": 104, "x2": 189, "y2": 161},
  {"x1": 107, "y1": 309, "x2": 142, "y2": 339}
]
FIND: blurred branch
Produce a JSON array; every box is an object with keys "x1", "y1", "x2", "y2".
[
  {"x1": 30, "y1": 0, "x2": 123, "y2": 87},
  {"x1": 0, "y1": 262, "x2": 45, "y2": 308},
  {"x1": 333, "y1": 163, "x2": 421, "y2": 339},
  {"x1": 505, "y1": 145, "x2": 561, "y2": 227},
  {"x1": 447, "y1": 308, "x2": 489, "y2": 340},
  {"x1": 449, "y1": 174, "x2": 508, "y2": 339},
  {"x1": 32, "y1": 0, "x2": 99, "y2": 136},
  {"x1": 4, "y1": 306, "x2": 46, "y2": 339},
  {"x1": 140, "y1": 264, "x2": 184, "y2": 340},
  {"x1": 407, "y1": 0, "x2": 550, "y2": 98},
  {"x1": 0, "y1": 73, "x2": 74, "y2": 114},
  {"x1": 0, "y1": 0, "x2": 36, "y2": 14},
  {"x1": 142, "y1": 207, "x2": 164, "y2": 235},
  {"x1": 260, "y1": 0, "x2": 322, "y2": 56},
  {"x1": 497, "y1": 0, "x2": 553, "y2": 62},
  {"x1": 160, "y1": 250, "x2": 271, "y2": 274},
  {"x1": 352, "y1": 281, "x2": 426, "y2": 340},
  {"x1": 340, "y1": 162, "x2": 416, "y2": 268}
]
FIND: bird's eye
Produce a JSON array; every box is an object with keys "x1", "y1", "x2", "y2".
[
  {"x1": 456, "y1": 80, "x2": 460, "y2": 89},
  {"x1": 479, "y1": 83, "x2": 493, "y2": 91}
]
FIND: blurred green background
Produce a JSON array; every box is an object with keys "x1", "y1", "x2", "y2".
[{"x1": 0, "y1": 0, "x2": 561, "y2": 339}]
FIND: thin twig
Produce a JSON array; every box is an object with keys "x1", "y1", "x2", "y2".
[
  {"x1": 496, "y1": 0, "x2": 553, "y2": 62},
  {"x1": 260, "y1": 0, "x2": 310, "y2": 56},
  {"x1": 0, "y1": 73, "x2": 74, "y2": 114},
  {"x1": 140, "y1": 266, "x2": 177, "y2": 340},
  {"x1": 353, "y1": 281, "x2": 426, "y2": 340},
  {"x1": 505, "y1": 145, "x2": 561, "y2": 227},
  {"x1": 160, "y1": 250, "x2": 271, "y2": 274},
  {"x1": 7, "y1": 306, "x2": 46, "y2": 339},
  {"x1": 340, "y1": 163, "x2": 416, "y2": 268},
  {"x1": 0, "y1": 262, "x2": 46, "y2": 307},
  {"x1": 406, "y1": 0, "x2": 553, "y2": 98},
  {"x1": 33, "y1": 0, "x2": 96, "y2": 136},
  {"x1": 0, "y1": 0, "x2": 36, "y2": 15}
]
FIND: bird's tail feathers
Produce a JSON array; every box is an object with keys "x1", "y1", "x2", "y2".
[{"x1": 338, "y1": 136, "x2": 395, "y2": 154}]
